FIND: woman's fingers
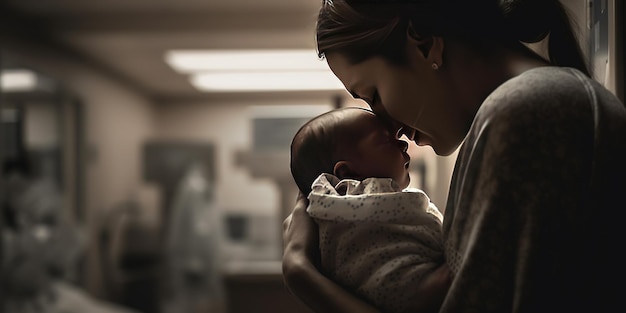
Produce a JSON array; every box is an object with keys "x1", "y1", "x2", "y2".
[
  {"x1": 283, "y1": 210, "x2": 292, "y2": 233},
  {"x1": 283, "y1": 191, "x2": 317, "y2": 292},
  {"x1": 283, "y1": 215, "x2": 291, "y2": 232},
  {"x1": 283, "y1": 191, "x2": 306, "y2": 232},
  {"x1": 282, "y1": 192, "x2": 316, "y2": 255}
]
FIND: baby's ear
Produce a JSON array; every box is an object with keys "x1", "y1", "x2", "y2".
[{"x1": 333, "y1": 161, "x2": 358, "y2": 180}]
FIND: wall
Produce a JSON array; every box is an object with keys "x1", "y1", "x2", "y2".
[
  {"x1": 153, "y1": 98, "x2": 334, "y2": 216},
  {"x1": 75, "y1": 73, "x2": 155, "y2": 297},
  {"x1": 2, "y1": 39, "x2": 156, "y2": 296}
]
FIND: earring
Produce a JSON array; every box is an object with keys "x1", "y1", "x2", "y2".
[{"x1": 431, "y1": 63, "x2": 439, "y2": 70}]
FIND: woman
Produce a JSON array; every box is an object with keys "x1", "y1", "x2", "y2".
[{"x1": 282, "y1": 0, "x2": 626, "y2": 312}]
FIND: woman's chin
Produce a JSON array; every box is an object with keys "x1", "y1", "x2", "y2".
[{"x1": 432, "y1": 142, "x2": 461, "y2": 156}]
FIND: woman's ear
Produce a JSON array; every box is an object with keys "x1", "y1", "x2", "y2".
[
  {"x1": 406, "y1": 22, "x2": 444, "y2": 68},
  {"x1": 333, "y1": 161, "x2": 358, "y2": 180}
]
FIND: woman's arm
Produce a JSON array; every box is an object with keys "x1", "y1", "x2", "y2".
[{"x1": 282, "y1": 192, "x2": 381, "y2": 313}]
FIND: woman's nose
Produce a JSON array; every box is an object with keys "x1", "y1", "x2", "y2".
[
  {"x1": 397, "y1": 139, "x2": 408, "y2": 152},
  {"x1": 376, "y1": 111, "x2": 413, "y2": 141},
  {"x1": 389, "y1": 120, "x2": 404, "y2": 139},
  {"x1": 395, "y1": 126, "x2": 415, "y2": 141}
]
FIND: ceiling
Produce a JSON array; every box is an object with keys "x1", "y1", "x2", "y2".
[{"x1": 1, "y1": 0, "x2": 337, "y2": 102}]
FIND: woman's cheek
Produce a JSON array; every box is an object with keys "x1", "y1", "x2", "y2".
[{"x1": 385, "y1": 97, "x2": 423, "y2": 131}]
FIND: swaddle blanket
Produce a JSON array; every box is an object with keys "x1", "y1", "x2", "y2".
[{"x1": 307, "y1": 173, "x2": 444, "y2": 313}]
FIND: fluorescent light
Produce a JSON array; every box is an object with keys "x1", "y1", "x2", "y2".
[
  {"x1": 190, "y1": 71, "x2": 345, "y2": 92},
  {"x1": 1, "y1": 69, "x2": 37, "y2": 92},
  {"x1": 164, "y1": 49, "x2": 346, "y2": 92},
  {"x1": 165, "y1": 49, "x2": 328, "y2": 72},
  {"x1": 250, "y1": 104, "x2": 334, "y2": 118}
]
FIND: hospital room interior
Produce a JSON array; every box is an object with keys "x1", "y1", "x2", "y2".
[{"x1": 0, "y1": 1, "x2": 623, "y2": 313}]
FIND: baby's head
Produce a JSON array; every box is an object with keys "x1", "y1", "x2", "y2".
[{"x1": 290, "y1": 107, "x2": 411, "y2": 195}]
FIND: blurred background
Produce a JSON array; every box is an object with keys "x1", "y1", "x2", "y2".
[{"x1": 0, "y1": 1, "x2": 622, "y2": 313}]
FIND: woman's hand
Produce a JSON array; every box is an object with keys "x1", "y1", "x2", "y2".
[
  {"x1": 282, "y1": 191, "x2": 319, "y2": 271},
  {"x1": 282, "y1": 192, "x2": 381, "y2": 313}
]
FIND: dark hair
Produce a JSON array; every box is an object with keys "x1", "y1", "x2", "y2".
[
  {"x1": 290, "y1": 107, "x2": 371, "y2": 195},
  {"x1": 316, "y1": 0, "x2": 590, "y2": 76}
]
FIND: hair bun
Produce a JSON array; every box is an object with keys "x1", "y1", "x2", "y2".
[{"x1": 499, "y1": 0, "x2": 556, "y2": 43}]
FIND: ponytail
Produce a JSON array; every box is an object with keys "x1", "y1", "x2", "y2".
[
  {"x1": 316, "y1": 0, "x2": 590, "y2": 76},
  {"x1": 499, "y1": 0, "x2": 590, "y2": 76}
]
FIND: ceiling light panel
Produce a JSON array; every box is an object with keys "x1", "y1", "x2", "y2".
[
  {"x1": 1, "y1": 69, "x2": 38, "y2": 92},
  {"x1": 165, "y1": 49, "x2": 329, "y2": 72},
  {"x1": 190, "y1": 71, "x2": 344, "y2": 92}
]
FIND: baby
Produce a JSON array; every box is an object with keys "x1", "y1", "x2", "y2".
[{"x1": 290, "y1": 107, "x2": 446, "y2": 313}]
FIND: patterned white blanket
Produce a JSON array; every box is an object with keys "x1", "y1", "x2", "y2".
[{"x1": 307, "y1": 173, "x2": 444, "y2": 313}]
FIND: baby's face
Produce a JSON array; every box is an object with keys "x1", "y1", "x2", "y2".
[{"x1": 346, "y1": 111, "x2": 411, "y2": 189}]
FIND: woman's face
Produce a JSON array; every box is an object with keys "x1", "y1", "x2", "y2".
[{"x1": 326, "y1": 51, "x2": 468, "y2": 156}]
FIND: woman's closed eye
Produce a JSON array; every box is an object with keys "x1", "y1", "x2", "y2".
[
  {"x1": 370, "y1": 91, "x2": 380, "y2": 107},
  {"x1": 368, "y1": 91, "x2": 396, "y2": 132}
]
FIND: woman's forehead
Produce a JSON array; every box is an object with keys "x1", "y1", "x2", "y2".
[{"x1": 326, "y1": 52, "x2": 387, "y2": 99}]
